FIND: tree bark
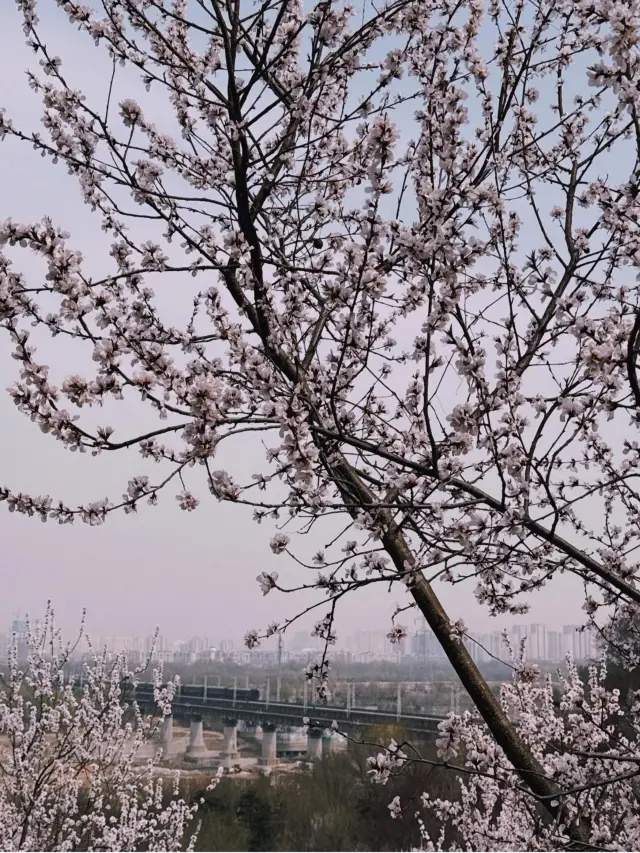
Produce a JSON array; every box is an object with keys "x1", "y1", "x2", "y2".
[{"x1": 331, "y1": 455, "x2": 594, "y2": 850}]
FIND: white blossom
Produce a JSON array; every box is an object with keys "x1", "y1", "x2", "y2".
[
  {"x1": 387, "y1": 625, "x2": 408, "y2": 644},
  {"x1": 256, "y1": 571, "x2": 279, "y2": 595},
  {"x1": 0, "y1": 605, "x2": 213, "y2": 851},
  {"x1": 244, "y1": 629, "x2": 260, "y2": 649},
  {"x1": 388, "y1": 796, "x2": 402, "y2": 819},
  {"x1": 269, "y1": 534, "x2": 290, "y2": 555},
  {"x1": 417, "y1": 654, "x2": 640, "y2": 851}
]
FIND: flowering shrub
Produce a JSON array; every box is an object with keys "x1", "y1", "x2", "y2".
[
  {"x1": 372, "y1": 645, "x2": 640, "y2": 850},
  {"x1": 0, "y1": 607, "x2": 210, "y2": 851}
]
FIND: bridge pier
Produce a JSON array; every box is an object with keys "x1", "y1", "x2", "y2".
[
  {"x1": 221, "y1": 717, "x2": 238, "y2": 765},
  {"x1": 307, "y1": 727, "x2": 323, "y2": 761},
  {"x1": 259, "y1": 723, "x2": 277, "y2": 766},
  {"x1": 161, "y1": 714, "x2": 173, "y2": 756},
  {"x1": 185, "y1": 716, "x2": 207, "y2": 761},
  {"x1": 322, "y1": 731, "x2": 341, "y2": 756}
]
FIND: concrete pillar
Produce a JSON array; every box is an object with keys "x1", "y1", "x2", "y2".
[
  {"x1": 265, "y1": 678, "x2": 270, "y2": 708},
  {"x1": 276, "y1": 676, "x2": 281, "y2": 702},
  {"x1": 396, "y1": 683, "x2": 402, "y2": 720},
  {"x1": 259, "y1": 723, "x2": 277, "y2": 766},
  {"x1": 307, "y1": 727, "x2": 323, "y2": 761},
  {"x1": 161, "y1": 714, "x2": 173, "y2": 755},
  {"x1": 221, "y1": 717, "x2": 238, "y2": 763},
  {"x1": 322, "y1": 733, "x2": 338, "y2": 756},
  {"x1": 324, "y1": 732, "x2": 344, "y2": 755},
  {"x1": 245, "y1": 675, "x2": 249, "y2": 690},
  {"x1": 185, "y1": 715, "x2": 207, "y2": 758}
]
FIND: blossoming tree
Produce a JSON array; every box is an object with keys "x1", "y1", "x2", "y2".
[
  {"x1": 0, "y1": 606, "x2": 204, "y2": 851},
  {"x1": 3, "y1": 0, "x2": 640, "y2": 846}
]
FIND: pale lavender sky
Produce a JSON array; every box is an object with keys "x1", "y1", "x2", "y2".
[{"x1": 0, "y1": 1, "x2": 587, "y2": 647}]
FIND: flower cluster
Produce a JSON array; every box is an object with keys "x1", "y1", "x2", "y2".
[
  {"x1": 386, "y1": 625, "x2": 408, "y2": 644},
  {"x1": 404, "y1": 654, "x2": 640, "y2": 850},
  {"x1": 367, "y1": 739, "x2": 408, "y2": 785},
  {"x1": 1, "y1": 0, "x2": 638, "y2": 632},
  {"x1": 256, "y1": 571, "x2": 279, "y2": 596},
  {"x1": 0, "y1": 605, "x2": 212, "y2": 851}
]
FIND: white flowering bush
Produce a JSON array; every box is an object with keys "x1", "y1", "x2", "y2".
[
  {"x1": 0, "y1": 608, "x2": 208, "y2": 851},
  {"x1": 373, "y1": 645, "x2": 640, "y2": 850}
]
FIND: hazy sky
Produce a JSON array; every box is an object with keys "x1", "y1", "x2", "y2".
[{"x1": 0, "y1": 1, "x2": 588, "y2": 648}]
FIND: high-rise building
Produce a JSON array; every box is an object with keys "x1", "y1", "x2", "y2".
[
  {"x1": 463, "y1": 634, "x2": 486, "y2": 663},
  {"x1": 560, "y1": 625, "x2": 597, "y2": 661},
  {"x1": 473, "y1": 633, "x2": 497, "y2": 663},
  {"x1": 528, "y1": 624, "x2": 547, "y2": 661},
  {"x1": 11, "y1": 619, "x2": 27, "y2": 635},
  {"x1": 510, "y1": 624, "x2": 528, "y2": 653},
  {"x1": 11, "y1": 619, "x2": 28, "y2": 661},
  {"x1": 344, "y1": 630, "x2": 393, "y2": 655},
  {"x1": 411, "y1": 626, "x2": 446, "y2": 659},
  {"x1": 546, "y1": 630, "x2": 563, "y2": 661},
  {"x1": 488, "y1": 631, "x2": 505, "y2": 660},
  {"x1": 144, "y1": 634, "x2": 168, "y2": 656},
  {"x1": 563, "y1": 625, "x2": 583, "y2": 659},
  {"x1": 574, "y1": 625, "x2": 597, "y2": 660}
]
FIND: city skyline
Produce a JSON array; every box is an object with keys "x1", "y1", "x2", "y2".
[{"x1": 1, "y1": 615, "x2": 600, "y2": 667}]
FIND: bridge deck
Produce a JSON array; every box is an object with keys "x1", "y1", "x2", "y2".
[{"x1": 133, "y1": 687, "x2": 445, "y2": 735}]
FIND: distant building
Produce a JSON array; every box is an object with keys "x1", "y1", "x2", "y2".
[
  {"x1": 463, "y1": 635, "x2": 485, "y2": 663},
  {"x1": 11, "y1": 620, "x2": 28, "y2": 661},
  {"x1": 411, "y1": 627, "x2": 445, "y2": 660},
  {"x1": 546, "y1": 630, "x2": 563, "y2": 661},
  {"x1": 561, "y1": 625, "x2": 597, "y2": 661},
  {"x1": 528, "y1": 624, "x2": 547, "y2": 661},
  {"x1": 509, "y1": 624, "x2": 528, "y2": 653},
  {"x1": 488, "y1": 631, "x2": 505, "y2": 660}
]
